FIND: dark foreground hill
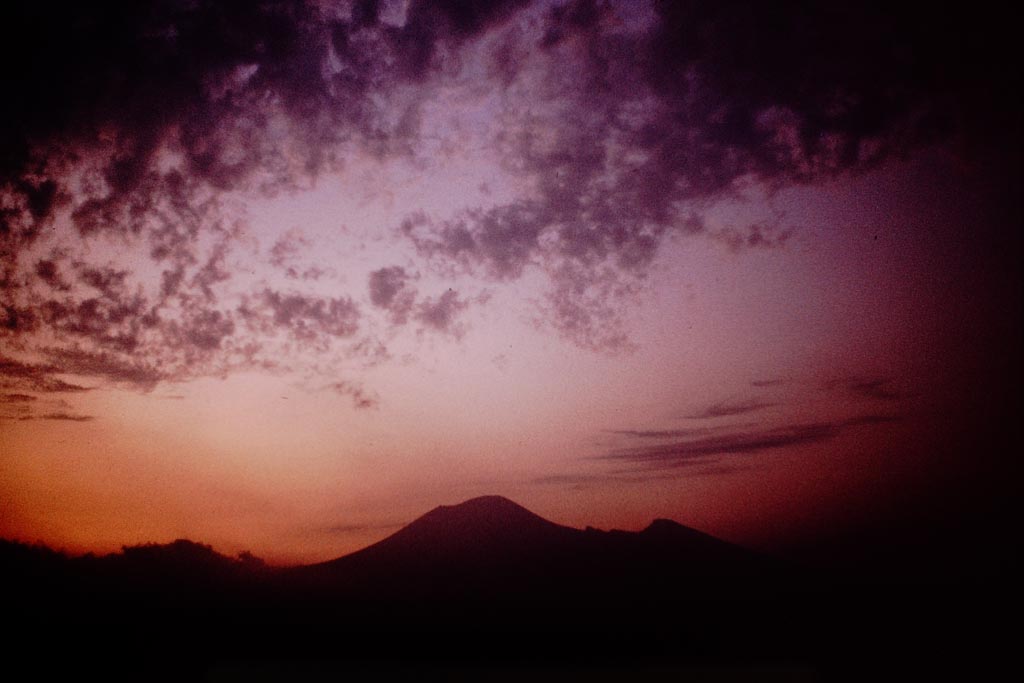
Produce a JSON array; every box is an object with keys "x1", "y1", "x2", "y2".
[{"x1": 0, "y1": 496, "x2": 1008, "y2": 681}]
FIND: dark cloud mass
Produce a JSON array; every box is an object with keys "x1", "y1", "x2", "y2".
[
  {"x1": 0, "y1": 1, "x2": 1016, "y2": 398},
  {"x1": 400, "y1": 0, "x2": 1017, "y2": 348}
]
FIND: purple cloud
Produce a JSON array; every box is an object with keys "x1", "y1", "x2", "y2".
[
  {"x1": 368, "y1": 266, "x2": 416, "y2": 324},
  {"x1": 260, "y1": 289, "x2": 360, "y2": 342},
  {"x1": 326, "y1": 381, "x2": 379, "y2": 411},
  {"x1": 415, "y1": 289, "x2": 470, "y2": 337}
]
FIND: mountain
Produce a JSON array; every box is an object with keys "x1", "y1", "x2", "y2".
[
  {"x1": 327, "y1": 495, "x2": 579, "y2": 563},
  {"x1": 291, "y1": 495, "x2": 776, "y2": 602}
]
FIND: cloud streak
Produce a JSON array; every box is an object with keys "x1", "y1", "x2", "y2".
[
  {"x1": 0, "y1": 393, "x2": 37, "y2": 404},
  {"x1": 846, "y1": 379, "x2": 903, "y2": 401},
  {"x1": 0, "y1": 354, "x2": 92, "y2": 393},
  {"x1": 607, "y1": 428, "x2": 713, "y2": 440},
  {"x1": 684, "y1": 399, "x2": 776, "y2": 420},
  {"x1": 597, "y1": 414, "x2": 902, "y2": 471},
  {"x1": 21, "y1": 412, "x2": 95, "y2": 423}
]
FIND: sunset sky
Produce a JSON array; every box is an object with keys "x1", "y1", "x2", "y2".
[{"x1": 1, "y1": 0, "x2": 1019, "y2": 566}]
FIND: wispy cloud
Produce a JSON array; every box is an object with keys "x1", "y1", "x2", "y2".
[
  {"x1": 0, "y1": 393, "x2": 37, "y2": 403},
  {"x1": 606, "y1": 428, "x2": 713, "y2": 439},
  {"x1": 596, "y1": 414, "x2": 902, "y2": 471},
  {"x1": 531, "y1": 462, "x2": 752, "y2": 488},
  {"x1": 0, "y1": 354, "x2": 92, "y2": 393},
  {"x1": 19, "y1": 412, "x2": 95, "y2": 422},
  {"x1": 684, "y1": 398, "x2": 776, "y2": 420},
  {"x1": 44, "y1": 348, "x2": 165, "y2": 392},
  {"x1": 824, "y1": 377, "x2": 905, "y2": 401},
  {"x1": 323, "y1": 521, "x2": 404, "y2": 536},
  {"x1": 847, "y1": 379, "x2": 903, "y2": 401},
  {"x1": 604, "y1": 423, "x2": 840, "y2": 466},
  {"x1": 325, "y1": 381, "x2": 379, "y2": 411},
  {"x1": 531, "y1": 472, "x2": 676, "y2": 487}
]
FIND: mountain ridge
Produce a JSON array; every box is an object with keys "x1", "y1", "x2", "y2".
[{"x1": 280, "y1": 494, "x2": 779, "y2": 604}]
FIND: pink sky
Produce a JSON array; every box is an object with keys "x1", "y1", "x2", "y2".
[{"x1": 1, "y1": 1, "x2": 1018, "y2": 566}]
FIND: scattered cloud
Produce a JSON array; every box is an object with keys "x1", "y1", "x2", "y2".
[
  {"x1": 258, "y1": 290, "x2": 361, "y2": 344},
  {"x1": 415, "y1": 289, "x2": 470, "y2": 337},
  {"x1": 268, "y1": 229, "x2": 311, "y2": 269},
  {"x1": 325, "y1": 381, "x2": 379, "y2": 410},
  {"x1": 368, "y1": 266, "x2": 416, "y2": 324}
]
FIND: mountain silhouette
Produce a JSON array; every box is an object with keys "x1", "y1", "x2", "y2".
[
  {"x1": 291, "y1": 495, "x2": 776, "y2": 603},
  {"x1": 337, "y1": 495, "x2": 578, "y2": 560},
  {"x1": 314, "y1": 495, "x2": 576, "y2": 571}
]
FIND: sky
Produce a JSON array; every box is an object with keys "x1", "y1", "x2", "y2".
[{"x1": 1, "y1": 0, "x2": 1020, "y2": 568}]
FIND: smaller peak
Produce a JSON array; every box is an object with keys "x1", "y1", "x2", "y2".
[
  {"x1": 641, "y1": 518, "x2": 732, "y2": 547},
  {"x1": 641, "y1": 518, "x2": 713, "y2": 541}
]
